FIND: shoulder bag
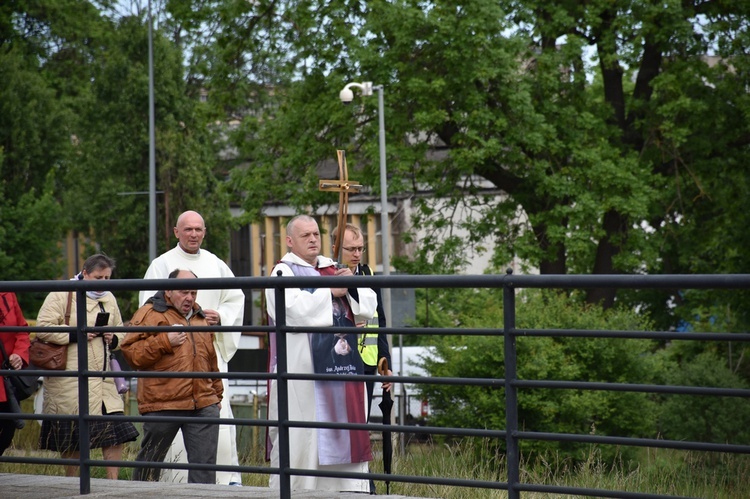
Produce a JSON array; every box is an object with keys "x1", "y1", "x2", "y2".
[{"x1": 29, "y1": 292, "x2": 70, "y2": 370}]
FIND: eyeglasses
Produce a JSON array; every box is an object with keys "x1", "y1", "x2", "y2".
[{"x1": 342, "y1": 246, "x2": 366, "y2": 254}]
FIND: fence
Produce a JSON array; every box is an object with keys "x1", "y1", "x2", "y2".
[{"x1": 1, "y1": 273, "x2": 750, "y2": 498}]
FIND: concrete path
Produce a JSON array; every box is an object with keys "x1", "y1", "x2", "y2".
[{"x1": 0, "y1": 473, "x2": 421, "y2": 499}]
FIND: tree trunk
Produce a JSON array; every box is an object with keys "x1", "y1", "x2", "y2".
[
  {"x1": 534, "y1": 222, "x2": 567, "y2": 275},
  {"x1": 586, "y1": 210, "x2": 626, "y2": 308}
]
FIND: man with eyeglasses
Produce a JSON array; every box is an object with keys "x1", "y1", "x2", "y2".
[{"x1": 333, "y1": 223, "x2": 393, "y2": 420}]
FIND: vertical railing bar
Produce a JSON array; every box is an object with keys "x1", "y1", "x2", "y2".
[
  {"x1": 274, "y1": 278, "x2": 291, "y2": 499},
  {"x1": 76, "y1": 289, "x2": 91, "y2": 494},
  {"x1": 503, "y1": 271, "x2": 520, "y2": 499}
]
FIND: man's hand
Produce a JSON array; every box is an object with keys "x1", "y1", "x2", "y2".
[
  {"x1": 331, "y1": 267, "x2": 353, "y2": 297},
  {"x1": 381, "y1": 369, "x2": 393, "y2": 392},
  {"x1": 204, "y1": 309, "x2": 221, "y2": 326},
  {"x1": 168, "y1": 330, "x2": 188, "y2": 347}
]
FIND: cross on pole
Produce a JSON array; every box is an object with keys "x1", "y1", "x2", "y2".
[{"x1": 319, "y1": 150, "x2": 362, "y2": 263}]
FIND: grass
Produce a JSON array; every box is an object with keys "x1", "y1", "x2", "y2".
[
  {"x1": 3, "y1": 402, "x2": 747, "y2": 497},
  {"x1": 383, "y1": 440, "x2": 749, "y2": 499}
]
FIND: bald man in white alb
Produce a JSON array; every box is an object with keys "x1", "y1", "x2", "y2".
[{"x1": 140, "y1": 210, "x2": 245, "y2": 486}]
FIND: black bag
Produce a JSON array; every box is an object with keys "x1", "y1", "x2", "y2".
[
  {"x1": 2, "y1": 377, "x2": 25, "y2": 429},
  {"x1": 0, "y1": 340, "x2": 39, "y2": 401}
]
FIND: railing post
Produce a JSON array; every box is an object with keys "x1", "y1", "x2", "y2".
[
  {"x1": 503, "y1": 270, "x2": 519, "y2": 499},
  {"x1": 274, "y1": 280, "x2": 291, "y2": 499},
  {"x1": 76, "y1": 289, "x2": 91, "y2": 494}
]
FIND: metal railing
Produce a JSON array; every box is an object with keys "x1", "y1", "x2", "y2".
[{"x1": 1, "y1": 273, "x2": 749, "y2": 498}]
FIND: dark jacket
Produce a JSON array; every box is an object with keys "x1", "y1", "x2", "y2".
[{"x1": 121, "y1": 291, "x2": 223, "y2": 414}]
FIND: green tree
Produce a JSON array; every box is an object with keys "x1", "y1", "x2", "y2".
[
  {"x1": 0, "y1": 181, "x2": 64, "y2": 309},
  {"x1": 61, "y1": 14, "x2": 232, "y2": 314},
  {"x1": 3, "y1": 0, "x2": 749, "y2": 329},
  {"x1": 1, "y1": 3, "x2": 235, "y2": 317},
  {"x1": 213, "y1": 0, "x2": 750, "y2": 317},
  {"x1": 0, "y1": 0, "x2": 108, "y2": 199},
  {"x1": 0, "y1": 32, "x2": 69, "y2": 313}
]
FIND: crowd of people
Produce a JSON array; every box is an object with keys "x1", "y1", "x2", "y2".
[{"x1": 0, "y1": 211, "x2": 391, "y2": 493}]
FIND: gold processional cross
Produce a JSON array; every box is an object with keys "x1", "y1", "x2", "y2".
[{"x1": 318, "y1": 149, "x2": 362, "y2": 263}]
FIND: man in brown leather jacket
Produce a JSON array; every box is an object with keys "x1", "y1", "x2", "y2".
[{"x1": 121, "y1": 269, "x2": 223, "y2": 484}]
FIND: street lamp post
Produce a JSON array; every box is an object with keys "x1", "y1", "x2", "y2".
[
  {"x1": 147, "y1": 0, "x2": 156, "y2": 262},
  {"x1": 341, "y1": 81, "x2": 403, "y2": 452},
  {"x1": 339, "y1": 82, "x2": 391, "y2": 326}
]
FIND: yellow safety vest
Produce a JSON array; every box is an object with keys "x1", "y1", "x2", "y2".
[
  {"x1": 358, "y1": 265, "x2": 380, "y2": 367},
  {"x1": 359, "y1": 312, "x2": 380, "y2": 366}
]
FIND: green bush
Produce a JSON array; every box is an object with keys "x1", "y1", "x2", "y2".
[
  {"x1": 417, "y1": 289, "x2": 662, "y2": 463},
  {"x1": 657, "y1": 348, "x2": 750, "y2": 445}
]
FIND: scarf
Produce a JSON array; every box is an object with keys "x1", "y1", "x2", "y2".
[{"x1": 72, "y1": 272, "x2": 108, "y2": 300}]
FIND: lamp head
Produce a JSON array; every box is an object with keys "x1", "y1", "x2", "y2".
[
  {"x1": 339, "y1": 81, "x2": 373, "y2": 105},
  {"x1": 339, "y1": 87, "x2": 354, "y2": 105}
]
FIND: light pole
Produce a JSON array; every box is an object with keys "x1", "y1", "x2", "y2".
[
  {"x1": 341, "y1": 81, "x2": 402, "y2": 452},
  {"x1": 147, "y1": 0, "x2": 156, "y2": 261},
  {"x1": 339, "y1": 82, "x2": 391, "y2": 326}
]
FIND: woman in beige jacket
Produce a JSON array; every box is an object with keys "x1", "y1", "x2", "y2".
[{"x1": 36, "y1": 254, "x2": 138, "y2": 479}]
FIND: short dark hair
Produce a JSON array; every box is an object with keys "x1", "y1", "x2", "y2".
[{"x1": 82, "y1": 254, "x2": 116, "y2": 275}]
